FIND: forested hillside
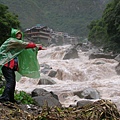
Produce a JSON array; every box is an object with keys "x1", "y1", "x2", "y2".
[
  {"x1": 0, "y1": 0, "x2": 111, "y2": 37},
  {"x1": 88, "y1": 0, "x2": 120, "y2": 53}
]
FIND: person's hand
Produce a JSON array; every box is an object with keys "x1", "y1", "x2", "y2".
[{"x1": 36, "y1": 44, "x2": 47, "y2": 50}]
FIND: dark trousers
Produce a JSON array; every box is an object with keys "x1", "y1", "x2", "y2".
[{"x1": 1, "y1": 66, "x2": 16, "y2": 102}]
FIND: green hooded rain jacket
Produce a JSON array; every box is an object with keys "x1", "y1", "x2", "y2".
[{"x1": 0, "y1": 28, "x2": 40, "y2": 81}]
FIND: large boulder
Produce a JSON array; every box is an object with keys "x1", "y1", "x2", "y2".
[
  {"x1": 63, "y1": 47, "x2": 79, "y2": 59},
  {"x1": 74, "y1": 88, "x2": 100, "y2": 99},
  {"x1": 32, "y1": 88, "x2": 61, "y2": 107},
  {"x1": 33, "y1": 96, "x2": 61, "y2": 107},
  {"x1": 32, "y1": 88, "x2": 58, "y2": 100}
]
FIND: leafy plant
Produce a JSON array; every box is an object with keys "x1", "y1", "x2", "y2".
[
  {"x1": 14, "y1": 90, "x2": 35, "y2": 104},
  {"x1": 0, "y1": 86, "x2": 5, "y2": 95}
]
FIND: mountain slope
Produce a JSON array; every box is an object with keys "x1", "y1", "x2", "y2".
[{"x1": 0, "y1": 0, "x2": 111, "y2": 36}]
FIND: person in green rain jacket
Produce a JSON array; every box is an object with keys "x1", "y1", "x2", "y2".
[{"x1": 0, "y1": 28, "x2": 45, "y2": 103}]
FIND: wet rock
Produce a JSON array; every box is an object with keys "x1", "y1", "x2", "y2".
[
  {"x1": 32, "y1": 88, "x2": 59, "y2": 100},
  {"x1": 74, "y1": 88, "x2": 100, "y2": 99},
  {"x1": 32, "y1": 88, "x2": 49, "y2": 97},
  {"x1": 33, "y1": 96, "x2": 62, "y2": 107},
  {"x1": 38, "y1": 73, "x2": 56, "y2": 85},
  {"x1": 50, "y1": 91, "x2": 59, "y2": 100},
  {"x1": 48, "y1": 70, "x2": 57, "y2": 77},
  {"x1": 31, "y1": 88, "x2": 61, "y2": 107},
  {"x1": 77, "y1": 99, "x2": 94, "y2": 107},
  {"x1": 63, "y1": 47, "x2": 79, "y2": 59},
  {"x1": 114, "y1": 54, "x2": 120, "y2": 62}
]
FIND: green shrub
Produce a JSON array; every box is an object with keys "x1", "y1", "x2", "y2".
[
  {"x1": 0, "y1": 87, "x2": 35, "y2": 104},
  {"x1": 14, "y1": 91, "x2": 35, "y2": 104},
  {"x1": 0, "y1": 86, "x2": 5, "y2": 95}
]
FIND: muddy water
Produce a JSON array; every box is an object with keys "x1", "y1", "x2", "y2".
[{"x1": 16, "y1": 45, "x2": 120, "y2": 109}]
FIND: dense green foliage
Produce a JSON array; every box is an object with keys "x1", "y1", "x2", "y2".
[
  {"x1": 0, "y1": 87, "x2": 35, "y2": 104},
  {"x1": 0, "y1": 0, "x2": 111, "y2": 37},
  {"x1": 14, "y1": 91, "x2": 35, "y2": 104},
  {"x1": 0, "y1": 4, "x2": 20, "y2": 45},
  {"x1": 88, "y1": 0, "x2": 120, "y2": 52},
  {"x1": 87, "y1": 19, "x2": 107, "y2": 46}
]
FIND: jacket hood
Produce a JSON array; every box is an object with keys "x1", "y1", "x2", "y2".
[{"x1": 11, "y1": 28, "x2": 23, "y2": 39}]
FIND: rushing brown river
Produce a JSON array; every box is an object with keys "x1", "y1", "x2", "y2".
[{"x1": 16, "y1": 44, "x2": 120, "y2": 110}]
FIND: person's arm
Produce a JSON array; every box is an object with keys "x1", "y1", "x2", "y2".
[
  {"x1": 25, "y1": 42, "x2": 36, "y2": 49},
  {"x1": 26, "y1": 42, "x2": 46, "y2": 50}
]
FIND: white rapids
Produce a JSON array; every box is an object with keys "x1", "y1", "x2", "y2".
[{"x1": 16, "y1": 44, "x2": 120, "y2": 110}]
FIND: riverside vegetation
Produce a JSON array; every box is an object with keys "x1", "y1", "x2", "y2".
[{"x1": 88, "y1": 0, "x2": 120, "y2": 53}]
